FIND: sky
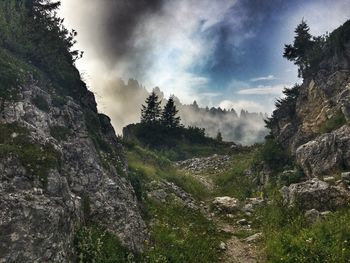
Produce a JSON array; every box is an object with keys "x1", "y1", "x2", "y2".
[{"x1": 59, "y1": 0, "x2": 350, "y2": 114}]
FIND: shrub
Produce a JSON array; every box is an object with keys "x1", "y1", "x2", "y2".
[
  {"x1": 278, "y1": 168, "x2": 306, "y2": 186},
  {"x1": 75, "y1": 226, "x2": 131, "y2": 263},
  {"x1": 256, "y1": 138, "x2": 292, "y2": 173},
  {"x1": 319, "y1": 110, "x2": 347, "y2": 134}
]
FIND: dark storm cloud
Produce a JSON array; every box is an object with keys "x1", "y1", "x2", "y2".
[
  {"x1": 97, "y1": 0, "x2": 164, "y2": 71},
  {"x1": 60, "y1": 0, "x2": 350, "y2": 137}
]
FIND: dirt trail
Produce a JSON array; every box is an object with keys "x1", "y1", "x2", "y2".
[
  {"x1": 218, "y1": 221, "x2": 259, "y2": 263},
  {"x1": 176, "y1": 154, "x2": 261, "y2": 262}
]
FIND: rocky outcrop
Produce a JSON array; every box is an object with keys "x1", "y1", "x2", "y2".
[
  {"x1": 296, "y1": 125, "x2": 350, "y2": 177},
  {"x1": 146, "y1": 180, "x2": 198, "y2": 210},
  {"x1": 0, "y1": 80, "x2": 147, "y2": 262},
  {"x1": 269, "y1": 21, "x2": 350, "y2": 178},
  {"x1": 175, "y1": 154, "x2": 232, "y2": 174},
  {"x1": 280, "y1": 178, "x2": 350, "y2": 211}
]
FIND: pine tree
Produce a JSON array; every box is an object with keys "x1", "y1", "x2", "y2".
[
  {"x1": 216, "y1": 131, "x2": 223, "y2": 142},
  {"x1": 161, "y1": 96, "x2": 181, "y2": 128},
  {"x1": 141, "y1": 91, "x2": 161, "y2": 124},
  {"x1": 283, "y1": 20, "x2": 314, "y2": 78}
]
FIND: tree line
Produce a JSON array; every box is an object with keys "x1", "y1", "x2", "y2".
[{"x1": 140, "y1": 90, "x2": 224, "y2": 142}]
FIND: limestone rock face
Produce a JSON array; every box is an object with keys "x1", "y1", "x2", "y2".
[
  {"x1": 281, "y1": 178, "x2": 350, "y2": 211},
  {"x1": 269, "y1": 22, "x2": 350, "y2": 177},
  {"x1": 0, "y1": 81, "x2": 147, "y2": 262},
  {"x1": 296, "y1": 126, "x2": 350, "y2": 177}
]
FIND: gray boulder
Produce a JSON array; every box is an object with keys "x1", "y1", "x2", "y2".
[
  {"x1": 296, "y1": 125, "x2": 350, "y2": 177},
  {"x1": 281, "y1": 178, "x2": 350, "y2": 211},
  {"x1": 212, "y1": 196, "x2": 240, "y2": 212}
]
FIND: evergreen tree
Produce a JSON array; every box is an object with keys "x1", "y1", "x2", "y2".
[
  {"x1": 283, "y1": 20, "x2": 314, "y2": 78},
  {"x1": 141, "y1": 91, "x2": 161, "y2": 124},
  {"x1": 161, "y1": 96, "x2": 181, "y2": 128},
  {"x1": 216, "y1": 131, "x2": 223, "y2": 142}
]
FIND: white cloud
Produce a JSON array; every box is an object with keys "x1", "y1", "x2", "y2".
[
  {"x1": 198, "y1": 92, "x2": 222, "y2": 97},
  {"x1": 219, "y1": 99, "x2": 265, "y2": 113},
  {"x1": 250, "y1": 75, "x2": 276, "y2": 82},
  {"x1": 237, "y1": 84, "x2": 290, "y2": 95}
]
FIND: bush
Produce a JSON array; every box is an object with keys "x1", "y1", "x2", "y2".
[
  {"x1": 75, "y1": 226, "x2": 131, "y2": 263},
  {"x1": 319, "y1": 110, "x2": 347, "y2": 134},
  {"x1": 256, "y1": 138, "x2": 292, "y2": 173},
  {"x1": 278, "y1": 168, "x2": 306, "y2": 186}
]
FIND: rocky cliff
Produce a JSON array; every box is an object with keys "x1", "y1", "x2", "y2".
[
  {"x1": 0, "y1": 74, "x2": 147, "y2": 261},
  {"x1": 269, "y1": 20, "x2": 350, "y2": 178}
]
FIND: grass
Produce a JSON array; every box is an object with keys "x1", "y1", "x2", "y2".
[
  {"x1": 74, "y1": 226, "x2": 132, "y2": 263},
  {"x1": 127, "y1": 144, "x2": 209, "y2": 201},
  {"x1": 214, "y1": 151, "x2": 257, "y2": 200},
  {"x1": 255, "y1": 194, "x2": 350, "y2": 263},
  {"x1": 143, "y1": 199, "x2": 229, "y2": 263},
  {"x1": 319, "y1": 110, "x2": 347, "y2": 134},
  {"x1": 156, "y1": 142, "x2": 233, "y2": 161}
]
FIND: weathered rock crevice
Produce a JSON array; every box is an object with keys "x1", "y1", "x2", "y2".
[{"x1": 0, "y1": 79, "x2": 147, "y2": 262}]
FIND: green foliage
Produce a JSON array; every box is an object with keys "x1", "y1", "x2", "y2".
[
  {"x1": 265, "y1": 84, "x2": 300, "y2": 130},
  {"x1": 143, "y1": 200, "x2": 228, "y2": 263},
  {"x1": 0, "y1": 47, "x2": 44, "y2": 102},
  {"x1": 257, "y1": 198, "x2": 350, "y2": 263},
  {"x1": 141, "y1": 91, "x2": 162, "y2": 125},
  {"x1": 319, "y1": 110, "x2": 347, "y2": 134},
  {"x1": 216, "y1": 131, "x2": 223, "y2": 142},
  {"x1": 283, "y1": 20, "x2": 316, "y2": 78},
  {"x1": 256, "y1": 138, "x2": 292, "y2": 173},
  {"x1": 124, "y1": 123, "x2": 231, "y2": 161},
  {"x1": 127, "y1": 145, "x2": 208, "y2": 200},
  {"x1": 32, "y1": 94, "x2": 50, "y2": 112},
  {"x1": 160, "y1": 96, "x2": 181, "y2": 128},
  {"x1": 0, "y1": 123, "x2": 60, "y2": 186},
  {"x1": 277, "y1": 168, "x2": 306, "y2": 186},
  {"x1": 75, "y1": 226, "x2": 132, "y2": 263},
  {"x1": 284, "y1": 19, "x2": 350, "y2": 78},
  {"x1": 0, "y1": 0, "x2": 84, "y2": 98},
  {"x1": 214, "y1": 151, "x2": 256, "y2": 200}
]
